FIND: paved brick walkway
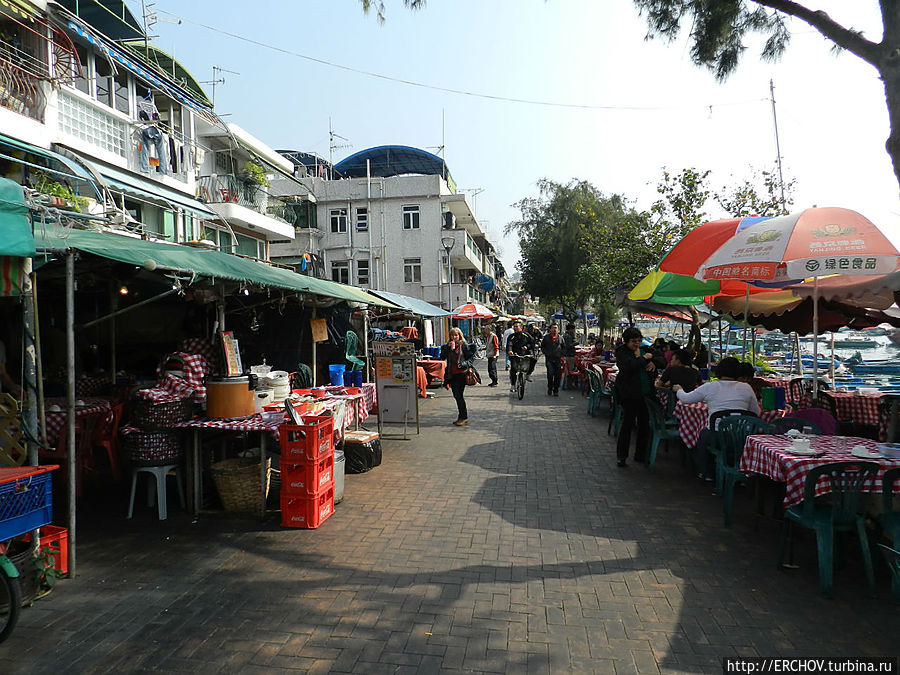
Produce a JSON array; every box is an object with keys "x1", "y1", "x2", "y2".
[{"x1": 4, "y1": 363, "x2": 897, "y2": 673}]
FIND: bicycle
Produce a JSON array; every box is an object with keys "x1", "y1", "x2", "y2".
[
  {"x1": 0, "y1": 539, "x2": 22, "y2": 642},
  {"x1": 472, "y1": 335, "x2": 487, "y2": 361},
  {"x1": 510, "y1": 354, "x2": 536, "y2": 400}
]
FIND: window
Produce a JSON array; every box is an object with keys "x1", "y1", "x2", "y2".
[
  {"x1": 355, "y1": 207, "x2": 368, "y2": 231},
  {"x1": 403, "y1": 258, "x2": 421, "y2": 283},
  {"x1": 73, "y1": 44, "x2": 91, "y2": 95},
  {"x1": 94, "y1": 56, "x2": 112, "y2": 107},
  {"x1": 112, "y1": 70, "x2": 130, "y2": 114},
  {"x1": 402, "y1": 205, "x2": 420, "y2": 230},
  {"x1": 332, "y1": 261, "x2": 349, "y2": 284},
  {"x1": 330, "y1": 208, "x2": 347, "y2": 233},
  {"x1": 357, "y1": 260, "x2": 369, "y2": 286}
]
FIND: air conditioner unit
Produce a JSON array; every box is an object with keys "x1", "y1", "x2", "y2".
[{"x1": 443, "y1": 212, "x2": 456, "y2": 229}]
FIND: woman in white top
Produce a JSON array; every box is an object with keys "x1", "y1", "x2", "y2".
[{"x1": 672, "y1": 357, "x2": 759, "y2": 480}]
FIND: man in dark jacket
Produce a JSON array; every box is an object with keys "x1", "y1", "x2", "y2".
[
  {"x1": 540, "y1": 324, "x2": 563, "y2": 396},
  {"x1": 506, "y1": 321, "x2": 535, "y2": 392},
  {"x1": 614, "y1": 326, "x2": 665, "y2": 467}
]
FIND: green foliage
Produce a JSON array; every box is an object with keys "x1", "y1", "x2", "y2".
[
  {"x1": 242, "y1": 160, "x2": 269, "y2": 187},
  {"x1": 29, "y1": 169, "x2": 89, "y2": 213},
  {"x1": 715, "y1": 167, "x2": 795, "y2": 217},
  {"x1": 650, "y1": 167, "x2": 710, "y2": 234},
  {"x1": 359, "y1": 0, "x2": 425, "y2": 23},
  {"x1": 633, "y1": 0, "x2": 789, "y2": 81},
  {"x1": 33, "y1": 546, "x2": 62, "y2": 589}
]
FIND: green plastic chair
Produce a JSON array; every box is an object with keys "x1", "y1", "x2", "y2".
[
  {"x1": 707, "y1": 409, "x2": 759, "y2": 495},
  {"x1": 608, "y1": 386, "x2": 623, "y2": 436},
  {"x1": 643, "y1": 395, "x2": 682, "y2": 472},
  {"x1": 586, "y1": 369, "x2": 605, "y2": 416},
  {"x1": 777, "y1": 461, "x2": 879, "y2": 597},
  {"x1": 877, "y1": 544, "x2": 900, "y2": 602},
  {"x1": 291, "y1": 363, "x2": 313, "y2": 389},
  {"x1": 770, "y1": 417, "x2": 821, "y2": 435},
  {"x1": 880, "y1": 467, "x2": 900, "y2": 600},
  {"x1": 715, "y1": 416, "x2": 773, "y2": 527},
  {"x1": 345, "y1": 330, "x2": 365, "y2": 371}
]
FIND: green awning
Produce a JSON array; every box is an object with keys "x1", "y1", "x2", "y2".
[
  {"x1": 0, "y1": 177, "x2": 34, "y2": 257},
  {"x1": 33, "y1": 228, "x2": 400, "y2": 307},
  {"x1": 121, "y1": 41, "x2": 213, "y2": 107},
  {"x1": 80, "y1": 160, "x2": 217, "y2": 219},
  {"x1": 0, "y1": 133, "x2": 101, "y2": 198},
  {"x1": 369, "y1": 289, "x2": 449, "y2": 317}
]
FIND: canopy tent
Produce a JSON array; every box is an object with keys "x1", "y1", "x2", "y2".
[
  {"x1": 368, "y1": 289, "x2": 449, "y2": 317},
  {"x1": 712, "y1": 290, "x2": 900, "y2": 334},
  {"x1": 0, "y1": 132, "x2": 101, "y2": 200},
  {"x1": 786, "y1": 273, "x2": 900, "y2": 309},
  {"x1": 33, "y1": 227, "x2": 400, "y2": 308}
]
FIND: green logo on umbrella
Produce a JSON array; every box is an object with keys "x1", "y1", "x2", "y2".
[
  {"x1": 746, "y1": 229, "x2": 781, "y2": 244},
  {"x1": 805, "y1": 259, "x2": 820, "y2": 271}
]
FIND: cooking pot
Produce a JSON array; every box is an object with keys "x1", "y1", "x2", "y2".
[{"x1": 206, "y1": 375, "x2": 256, "y2": 419}]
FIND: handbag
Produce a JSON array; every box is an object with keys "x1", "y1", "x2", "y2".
[{"x1": 465, "y1": 367, "x2": 481, "y2": 386}]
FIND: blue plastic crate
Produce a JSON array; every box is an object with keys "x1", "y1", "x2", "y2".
[{"x1": 0, "y1": 471, "x2": 53, "y2": 541}]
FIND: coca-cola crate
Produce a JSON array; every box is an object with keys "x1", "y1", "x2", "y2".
[
  {"x1": 280, "y1": 487, "x2": 334, "y2": 529},
  {"x1": 280, "y1": 454, "x2": 335, "y2": 496},
  {"x1": 280, "y1": 417, "x2": 334, "y2": 462}
]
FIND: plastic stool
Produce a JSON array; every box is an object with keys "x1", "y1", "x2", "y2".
[{"x1": 127, "y1": 464, "x2": 185, "y2": 520}]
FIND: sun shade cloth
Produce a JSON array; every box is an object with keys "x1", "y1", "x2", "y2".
[
  {"x1": 0, "y1": 132, "x2": 101, "y2": 197},
  {"x1": 0, "y1": 176, "x2": 34, "y2": 257},
  {"x1": 368, "y1": 289, "x2": 449, "y2": 317},
  {"x1": 33, "y1": 228, "x2": 400, "y2": 307}
]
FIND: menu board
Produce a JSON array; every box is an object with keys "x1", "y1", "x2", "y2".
[
  {"x1": 221, "y1": 331, "x2": 243, "y2": 376},
  {"x1": 371, "y1": 340, "x2": 418, "y2": 429}
]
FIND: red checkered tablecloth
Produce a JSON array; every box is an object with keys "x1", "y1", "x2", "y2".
[
  {"x1": 739, "y1": 434, "x2": 900, "y2": 507},
  {"x1": 823, "y1": 391, "x2": 883, "y2": 425},
  {"x1": 673, "y1": 402, "x2": 788, "y2": 449},
  {"x1": 44, "y1": 397, "x2": 113, "y2": 444},
  {"x1": 156, "y1": 352, "x2": 210, "y2": 403}
]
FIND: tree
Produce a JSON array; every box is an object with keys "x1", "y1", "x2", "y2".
[
  {"x1": 359, "y1": 0, "x2": 425, "y2": 23},
  {"x1": 633, "y1": 1, "x2": 900, "y2": 194},
  {"x1": 715, "y1": 167, "x2": 796, "y2": 216}
]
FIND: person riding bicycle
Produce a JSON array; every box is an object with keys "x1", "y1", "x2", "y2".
[{"x1": 506, "y1": 321, "x2": 535, "y2": 392}]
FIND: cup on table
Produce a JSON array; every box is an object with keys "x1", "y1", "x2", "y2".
[
  {"x1": 802, "y1": 425, "x2": 814, "y2": 436},
  {"x1": 792, "y1": 437, "x2": 811, "y2": 452}
]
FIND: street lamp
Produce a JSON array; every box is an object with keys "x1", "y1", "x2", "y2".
[{"x1": 441, "y1": 236, "x2": 455, "y2": 311}]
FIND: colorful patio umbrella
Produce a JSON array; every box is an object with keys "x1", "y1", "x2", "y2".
[
  {"x1": 665, "y1": 207, "x2": 900, "y2": 392},
  {"x1": 659, "y1": 216, "x2": 772, "y2": 277},
  {"x1": 451, "y1": 302, "x2": 495, "y2": 319}
]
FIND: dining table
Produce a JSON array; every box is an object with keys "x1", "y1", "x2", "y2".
[
  {"x1": 44, "y1": 397, "x2": 114, "y2": 445},
  {"x1": 176, "y1": 384, "x2": 377, "y2": 516},
  {"x1": 417, "y1": 359, "x2": 446, "y2": 386},
  {"x1": 822, "y1": 390, "x2": 886, "y2": 438},
  {"x1": 673, "y1": 402, "x2": 789, "y2": 449},
  {"x1": 739, "y1": 433, "x2": 900, "y2": 507}
]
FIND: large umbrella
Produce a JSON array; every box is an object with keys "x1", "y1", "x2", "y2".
[
  {"x1": 451, "y1": 302, "x2": 495, "y2": 319},
  {"x1": 664, "y1": 207, "x2": 900, "y2": 394},
  {"x1": 659, "y1": 216, "x2": 773, "y2": 277}
]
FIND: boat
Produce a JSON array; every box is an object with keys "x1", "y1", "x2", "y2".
[{"x1": 841, "y1": 351, "x2": 900, "y2": 378}]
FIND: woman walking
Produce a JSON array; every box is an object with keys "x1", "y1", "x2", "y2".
[{"x1": 441, "y1": 327, "x2": 477, "y2": 426}]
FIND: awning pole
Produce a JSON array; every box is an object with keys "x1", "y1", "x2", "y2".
[
  {"x1": 311, "y1": 305, "x2": 317, "y2": 387},
  {"x1": 32, "y1": 268, "x2": 47, "y2": 445},
  {"x1": 66, "y1": 252, "x2": 76, "y2": 577},
  {"x1": 812, "y1": 276, "x2": 819, "y2": 399},
  {"x1": 22, "y1": 259, "x2": 38, "y2": 464},
  {"x1": 108, "y1": 283, "x2": 117, "y2": 381}
]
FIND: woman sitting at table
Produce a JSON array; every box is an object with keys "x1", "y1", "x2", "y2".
[
  {"x1": 672, "y1": 356, "x2": 760, "y2": 480},
  {"x1": 658, "y1": 348, "x2": 702, "y2": 393}
]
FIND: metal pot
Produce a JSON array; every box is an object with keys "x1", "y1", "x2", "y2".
[{"x1": 206, "y1": 375, "x2": 256, "y2": 419}]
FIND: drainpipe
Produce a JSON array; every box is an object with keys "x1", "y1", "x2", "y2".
[
  {"x1": 367, "y1": 160, "x2": 374, "y2": 289},
  {"x1": 379, "y1": 180, "x2": 386, "y2": 291}
]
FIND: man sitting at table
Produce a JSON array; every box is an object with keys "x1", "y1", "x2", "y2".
[
  {"x1": 658, "y1": 348, "x2": 702, "y2": 393},
  {"x1": 672, "y1": 356, "x2": 760, "y2": 480}
]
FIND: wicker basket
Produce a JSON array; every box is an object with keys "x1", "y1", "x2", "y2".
[
  {"x1": 211, "y1": 457, "x2": 271, "y2": 512},
  {"x1": 123, "y1": 431, "x2": 183, "y2": 466},
  {"x1": 130, "y1": 396, "x2": 193, "y2": 431}
]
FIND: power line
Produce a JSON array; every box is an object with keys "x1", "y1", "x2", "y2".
[{"x1": 156, "y1": 8, "x2": 766, "y2": 112}]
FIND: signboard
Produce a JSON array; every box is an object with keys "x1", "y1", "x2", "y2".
[{"x1": 371, "y1": 341, "x2": 418, "y2": 432}]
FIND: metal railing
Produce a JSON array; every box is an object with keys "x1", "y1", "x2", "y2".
[
  {"x1": 197, "y1": 174, "x2": 268, "y2": 213},
  {"x1": 0, "y1": 54, "x2": 46, "y2": 121}
]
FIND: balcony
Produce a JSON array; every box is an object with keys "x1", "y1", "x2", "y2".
[
  {"x1": 442, "y1": 229, "x2": 483, "y2": 273},
  {"x1": 0, "y1": 43, "x2": 48, "y2": 121},
  {"x1": 197, "y1": 174, "x2": 294, "y2": 240}
]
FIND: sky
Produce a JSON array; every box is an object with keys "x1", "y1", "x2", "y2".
[{"x1": 146, "y1": 1, "x2": 898, "y2": 273}]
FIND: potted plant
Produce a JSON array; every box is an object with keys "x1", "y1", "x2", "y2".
[
  {"x1": 30, "y1": 170, "x2": 89, "y2": 213},
  {"x1": 241, "y1": 160, "x2": 269, "y2": 188}
]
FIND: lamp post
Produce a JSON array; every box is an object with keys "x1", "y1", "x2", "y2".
[{"x1": 441, "y1": 236, "x2": 455, "y2": 311}]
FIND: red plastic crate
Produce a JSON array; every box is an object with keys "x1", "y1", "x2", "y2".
[
  {"x1": 280, "y1": 417, "x2": 334, "y2": 462},
  {"x1": 281, "y1": 454, "x2": 335, "y2": 496},
  {"x1": 39, "y1": 524, "x2": 68, "y2": 575},
  {"x1": 280, "y1": 487, "x2": 334, "y2": 529}
]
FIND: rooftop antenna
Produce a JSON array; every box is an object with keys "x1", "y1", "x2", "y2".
[
  {"x1": 459, "y1": 188, "x2": 485, "y2": 216},
  {"x1": 201, "y1": 65, "x2": 240, "y2": 107},
  {"x1": 328, "y1": 118, "x2": 351, "y2": 171},
  {"x1": 141, "y1": 2, "x2": 181, "y2": 60}
]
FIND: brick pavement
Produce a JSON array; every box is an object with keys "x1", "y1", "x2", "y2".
[{"x1": 3, "y1": 362, "x2": 897, "y2": 673}]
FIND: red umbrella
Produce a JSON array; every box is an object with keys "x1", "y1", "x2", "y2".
[
  {"x1": 659, "y1": 216, "x2": 772, "y2": 277},
  {"x1": 451, "y1": 302, "x2": 495, "y2": 319}
]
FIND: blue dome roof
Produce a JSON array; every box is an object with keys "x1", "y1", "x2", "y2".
[{"x1": 334, "y1": 145, "x2": 451, "y2": 181}]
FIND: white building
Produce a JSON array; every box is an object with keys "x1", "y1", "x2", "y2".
[{"x1": 271, "y1": 145, "x2": 508, "y2": 312}]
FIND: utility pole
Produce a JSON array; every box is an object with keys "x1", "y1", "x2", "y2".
[{"x1": 769, "y1": 79, "x2": 786, "y2": 211}]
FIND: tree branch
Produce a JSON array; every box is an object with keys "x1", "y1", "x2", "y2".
[{"x1": 753, "y1": 0, "x2": 882, "y2": 65}]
